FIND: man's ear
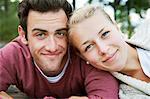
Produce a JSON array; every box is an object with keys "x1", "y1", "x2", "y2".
[{"x1": 18, "y1": 25, "x2": 28, "y2": 45}]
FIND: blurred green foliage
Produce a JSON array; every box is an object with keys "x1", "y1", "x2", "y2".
[
  {"x1": 88, "y1": 0, "x2": 150, "y2": 38},
  {"x1": 0, "y1": 0, "x2": 150, "y2": 42},
  {"x1": 0, "y1": 0, "x2": 19, "y2": 42}
]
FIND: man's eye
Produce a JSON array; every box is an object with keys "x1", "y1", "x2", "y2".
[
  {"x1": 57, "y1": 32, "x2": 65, "y2": 36},
  {"x1": 85, "y1": 44, "x2": 93, "y2": 52},
  {"x1": 101, "y1": 31, "x2": 110, "y2": 38},
  {"x1": 55, "y1": 30, "x2": 67, "y2": 38},
  {"x1": 36, "y1": 33, "x2": 46, "y2": 39}
]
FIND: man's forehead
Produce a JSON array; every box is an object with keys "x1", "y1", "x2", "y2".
[
  {"x1": 27, "y1": 9, "x2": 68, "y2": 29},
  {"x1": 28, "y1": 9, "x2": 67, "y2": 20}
]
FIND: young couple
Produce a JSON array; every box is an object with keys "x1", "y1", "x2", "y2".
[
  {"x1": 0, "y1": 0, "x2": 149, "y2": 98},
  {"x1": 0, "y1": 0, "x2": 119, "y2": 99}
]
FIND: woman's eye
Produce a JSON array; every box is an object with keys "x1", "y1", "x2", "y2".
[
  {"x1": 101, "y1": 31, "x2": 110, "y2": 38},
  {"x1": 85, "y1": 44, "x2": 93, "y2": 52}
]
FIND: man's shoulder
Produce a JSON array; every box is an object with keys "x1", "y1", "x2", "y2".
[
  {"x1": 0, "y1": 36, "x2": 30, "y2": 60},
  {"x1": 1, "y1": 36, "x2": 28, "y2": 51}
]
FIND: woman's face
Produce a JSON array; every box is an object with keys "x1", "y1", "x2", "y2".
[{"x1": 70, "y1": 11, "x2": 129, "y2": 72}]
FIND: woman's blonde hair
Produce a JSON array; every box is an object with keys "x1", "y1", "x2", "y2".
[
  {"x1": 68, "y1": 4, "x2": 115, "y2": 45},
  {"x1": 69, "y1": 4, "x2": 114, "y2": 29}
]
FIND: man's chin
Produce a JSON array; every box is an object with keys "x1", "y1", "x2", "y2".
[{"x1": 46, "y1": 67, "x2": 62, "y2": 76}]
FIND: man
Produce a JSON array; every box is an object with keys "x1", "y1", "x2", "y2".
[{"x1": 0, "y1": 0, "x2": 119, "y2": 98}]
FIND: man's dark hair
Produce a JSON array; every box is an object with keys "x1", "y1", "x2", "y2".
[{"x1": 18, "y1": 0, "x2": 73, "y2": 39}]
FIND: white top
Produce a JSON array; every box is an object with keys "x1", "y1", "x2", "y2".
[{"x1": 137, "y1": 47, "x2": 150, "y2": 78}]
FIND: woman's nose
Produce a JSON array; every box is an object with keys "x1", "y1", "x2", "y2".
[{"x1": 96, "y1": 40, "x2": 108, "y2": 55}]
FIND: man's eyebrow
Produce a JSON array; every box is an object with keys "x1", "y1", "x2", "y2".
[
  {"x1": 32, "y1": 28, "x2": 47, "y2": 32},
  {"x1": 56, "y1": 28, "x2": 68, "y2": 32}
]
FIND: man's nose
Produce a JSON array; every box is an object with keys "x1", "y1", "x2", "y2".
[{"x1": 45, "y1": 36, "x2": 57, "y2": 52}]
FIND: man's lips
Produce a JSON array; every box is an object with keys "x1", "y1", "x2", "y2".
[
  {"x1": 102, "y1": 49, "x2": 118, "y2": 63},
  {"x1": 42, "y1": 52, "x2": 62, "y2": 56}
]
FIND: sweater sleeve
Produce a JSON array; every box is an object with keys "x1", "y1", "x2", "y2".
[
  {"x1": 0, "y1": 43, "x2": 18, "y2": 91},
  {"x1": 83, "y1": 64, "x2": 119, "y2": 99}
]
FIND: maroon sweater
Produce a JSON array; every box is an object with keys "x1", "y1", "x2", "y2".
[{"x1": 0, "y1": 37, "x2": 119, "y2": 98}]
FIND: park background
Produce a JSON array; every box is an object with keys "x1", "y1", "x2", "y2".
[{"x1": 0, "y1": 0, "x2": 150, "y2": 47}]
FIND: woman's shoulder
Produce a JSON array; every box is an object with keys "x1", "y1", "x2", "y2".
[
  {"x1": 112, "y1": 72, "x2": 150, "y2": 95},
  {"x1": 126, "y1": 18, "x2": 150, "y2": 50}
]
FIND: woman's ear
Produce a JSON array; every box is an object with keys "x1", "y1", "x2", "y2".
[
  {"x1": 18, "y1": 25, "x2": 28, "y2": 45},
  {"x1": 73, "y1": 46, "x2": 90, "y2": 64},
  {"x1": 76, "y1": 51, "x2": 87, "y2": 61},
  {"x1": 79, "y1": 54, "x2": 90, "y2": 64}
]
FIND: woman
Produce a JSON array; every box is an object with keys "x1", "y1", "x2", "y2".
[{"x1": 68, "y1": 5, "x2": 150, "y2": 98}]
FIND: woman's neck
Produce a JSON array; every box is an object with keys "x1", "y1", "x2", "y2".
[{"x1": 120, "y1": 44, "x2": 150, "y2": 82}]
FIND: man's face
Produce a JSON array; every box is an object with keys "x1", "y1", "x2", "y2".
[
  {"x1": 26, "y1": 9, "x2": 68, "y2": 76},
  {"x1": 70, "y1": 11, "x2": 129, "y2": 72}
]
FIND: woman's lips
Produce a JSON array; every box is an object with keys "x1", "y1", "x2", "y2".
[{"x1": 102, "y1": 49, "x2": 118, "y2": 63}]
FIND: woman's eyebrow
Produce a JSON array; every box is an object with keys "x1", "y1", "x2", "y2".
[
  {"x1": 98, "y1": 27, "x2": 104, "y2": 35},
  {"x1": 81, "y1": 27, "x2": 105, "y2": 47}
]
